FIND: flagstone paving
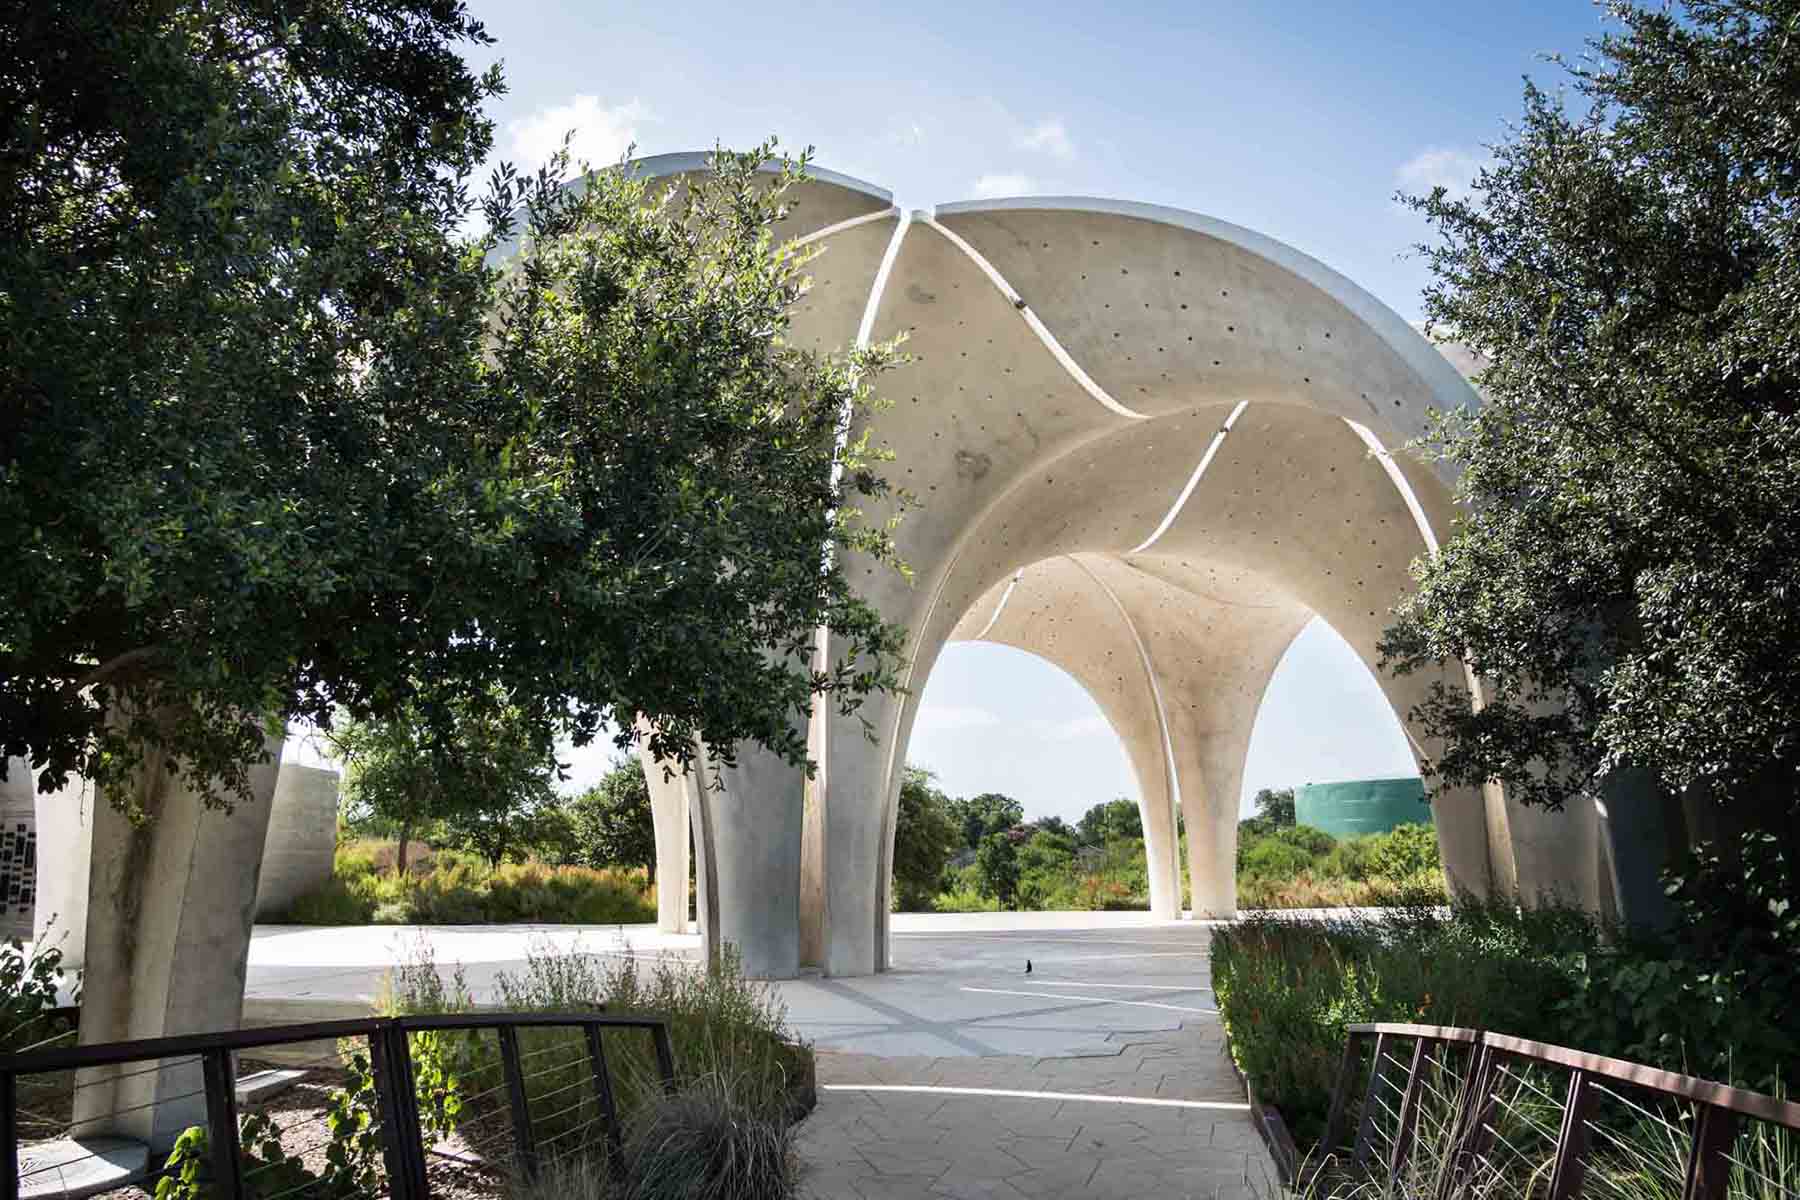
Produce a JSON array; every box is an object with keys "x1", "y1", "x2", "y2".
[{"x1": 795, "y1": 1025, "x2": 1275, "y2": 1199}]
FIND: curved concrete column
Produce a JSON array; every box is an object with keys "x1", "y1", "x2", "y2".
[
  {"x1": 75, "y1": 716, "x2": 285, "y2": 1150},
  {"x1": 808, "y1": 654, "x2": 905, "y2": 974},
  {"x1": 696, "y1": 740, "x2": 807, "y2": 978},
  {"x1": 1092, "y1": 557, "x2": 1313, "y2": 916},
  {"x1": 252, "y1": 765, "x2": 339, "y2": 919},
  {"x1": 636, "y1": 741, "x2": 694, "y2": 934}
]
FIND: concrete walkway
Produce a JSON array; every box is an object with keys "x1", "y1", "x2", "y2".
[{"x1": 779, "y1": 916, "x2": 1274, "y2": 1199}]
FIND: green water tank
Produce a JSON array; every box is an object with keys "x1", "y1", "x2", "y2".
[{"x1": 1295, "y1": 777, "x2": 1432, "y2": 838}]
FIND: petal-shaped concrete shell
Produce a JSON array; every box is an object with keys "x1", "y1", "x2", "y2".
[{"x1": 621, "y1": 158, "x2": 1603, "y2": 977}]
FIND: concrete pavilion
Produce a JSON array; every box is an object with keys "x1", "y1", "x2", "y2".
[
  {"x1": 11, "y1": 155, "x2": 1632, "y2": 1108},
  {"x1": 630, "y1": 153, "x2": 1612, "y2": 980}
]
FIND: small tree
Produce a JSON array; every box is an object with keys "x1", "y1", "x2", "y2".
[
  {"x1": 328, "y1": 690, "x2": 562, "y2": 876},
  {"x1": 1252, "y1": 788, "x2": 1296, "y2": 828},
  {"x1": 569, "y1": 760, "x2": 657, "y2": 880},
  {"x1": 892, "y1": 766, "x2": 961, "y2": 911},
  {"x1": 976, "y1": 832, "x2": 1021, "y2": 907}
]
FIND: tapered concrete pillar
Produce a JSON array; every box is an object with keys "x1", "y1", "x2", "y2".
[
  {"x1": 1105, "y1": 557, "x2": 1313, "y2": 918},
  {"x1": 810, "y1": 657, "x2": 903, "y2": 975},
  {"x1": 637, "y1": 737, "x2": 694, "y2": 934},
  {"x1": 38, "y1": 774, "x2": 99, "y2": 967},
  {"x1": 74, "y1": 718, "x2": 284, "y2": 1151},
  {"x1": 693, "y1": 741, "x2": 806, "y2": 979}
]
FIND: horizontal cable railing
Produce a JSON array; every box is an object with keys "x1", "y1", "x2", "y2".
[
  {"x1": 1317, "y1": 1022, "x2": 1800, "y2": 1200},
  {"x1": 0, "y1": 1011, "x2": 676, "y2": 1200}
]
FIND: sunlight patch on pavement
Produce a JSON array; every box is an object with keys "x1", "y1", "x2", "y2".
[
  {"x1": 821, "y1": 1083, "x2": 1249, "y2": 1111},
  {"x1": 961, "y1": 986, "x2": 1217, "y2": 1015}
]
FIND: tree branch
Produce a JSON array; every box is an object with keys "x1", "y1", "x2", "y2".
[{"x1": 65, "y1": 647, "x2": 163, "y2": 696}]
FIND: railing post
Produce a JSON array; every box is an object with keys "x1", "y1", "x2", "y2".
[
  {"x1": 1352, "y1": 1031, "x2": 1393, "y2": 1168},
  {"x1": 1437, "y1": 1041, "x2": 1497, "y2": 1200},
  {"x1": 1547, "y1": 1069, "x2": 1595, "y2": 1200},
  {"x1": 369, "y1": 1023, "x2": 428, "y2": 1200},
  {"x1": 583, "y1": 1024, "x2": 625, "y2": 1176},
  {"x1": 201, "y1": 1049, "x2": 244, "y2": 1200},
  {"x1": 1321, "y1": 1032, "x2": 1365, "y2": 1156},
  {"x1": 1387, "y1": 1037, "x2": 1430, "y2": 1185},
  {"x1": 3, "y1": 1069, "x2": 20, "y2": 1200},
  {"x1": 650, "y1": 1023, "x2": 677, "y2": 1093},
  {"x1": 1681, "y1": 1104, "x2": 1740, "y2": 1200},
  {"x1": 497, "y1": 1024, "x2": 539, "y2": 1179}
]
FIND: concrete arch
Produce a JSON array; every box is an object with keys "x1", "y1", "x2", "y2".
[
  {"x1": 619, "y1": 157, "x2": 1603, "y2": 977},
  {"x1": 946, "y1": 555, "x2": 1312, "y2": 920}
]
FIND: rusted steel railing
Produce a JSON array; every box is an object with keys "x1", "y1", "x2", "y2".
[{"x1": 1321, "y1": 1022, "x2": 1800, "y2": 1200}]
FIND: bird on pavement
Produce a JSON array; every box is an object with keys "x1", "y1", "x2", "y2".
[{"x1": 1025, "y1": 959, "x2": 1033, "y2": 974}]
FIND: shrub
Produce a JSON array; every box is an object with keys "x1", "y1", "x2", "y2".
[
  {"x1": 278, "y1": 876, "x2": 378, "y2": 924},
  {"x1": 271, "y1": 858, "x2": 655, "y2": 926},
  {"x1": 1367, "y1": 822, "x2": 1440, "y2": 879},
  {"x1": 1317, "y1": 837, "x2": 1380, "y2": 882},
  {"x1": 1213, "y1": 872, "x2": 1800, "y2": 1152},
  {"x1": 381, "y1": 937, "x2": 811, "y2": 1156},
  {"x1": 1274, "y1": 824, "x2": 1337, "y2": 858},
  {"x1": 619, "y1": 1073, "x2": 794, "y2": 1200},
  {"x1": 0, "y1": 938, "x2": 72, "y2": 1054},
  {"x1": 1239, "y1": 836, "x2": 1315, "y2": 881},
  {"x1": 1556, "y1": 830, "x2": 1799, "y2": 1094},
  {"x1": 1211, "y1": 902, "x2": 1605, "y2": 1143},
  {"x1": 334, "y1": 840, "x2": 381, "y2": 880},
  {"x1": 506, "y1": 1151, "x2": 615, "y2": 1200},
  {"x1": 931, "y1": 887, "x2": 1000, "y2": 913}
]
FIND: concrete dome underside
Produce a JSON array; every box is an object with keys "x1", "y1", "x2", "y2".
[{"x1": 634, "y1": 158, "x2": 1602, "y2": 978}]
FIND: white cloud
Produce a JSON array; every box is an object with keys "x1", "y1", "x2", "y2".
[
  {"x1": 504, "y1": 95, "x2": 651, "y2": 173},
  {"x1": 1040, "y1": 715, "x2": 1112, "y2": 740},
  {"x1": 971, "y1": 172, "x2": 1037, "y2": 199},
  {"x1": 1017, "y1": 118, "x2": 1075, "y2": 162},
  {"x1": 1395, "y1": 147, "x2": 1486, "y2": 201},
  {"x1": 914, "y1": 703, "x2": 1004, "y2": 734},
  {"x1": 889, "y1": 118, "x2": 927, "y2": 148}
]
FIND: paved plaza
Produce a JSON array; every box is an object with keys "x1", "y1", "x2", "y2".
[{"x1": 241, "y1": 912, "x2": 1277, "y2": 1198}]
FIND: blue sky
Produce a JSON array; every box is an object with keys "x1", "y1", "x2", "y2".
[{"x1": 304, "y1": 1, "x2": 1614, "y2": 823}]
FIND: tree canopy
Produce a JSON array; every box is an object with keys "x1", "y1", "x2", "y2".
[
  {"x1": 1076, "y1": 798, "x2": 1142, "y2": 845},
  {"x1": 0, "y1": 1, "x2": 905, "y2": 809},
  {"x1": 975, "y1": 831, "x2": 1021, "y2": 906},
  {"x1": 568, "y1": 759, "x2": 658, "y2": 879},
  {"x1": 1382, "y1": 0, "x2": 1800, "y2": 832},
  {"x1": 892, "y1": 765, "x2": 960, "y2": 911},
  {"x1": 948, "y1": 792, "x2": 1023, "y2": 851}
]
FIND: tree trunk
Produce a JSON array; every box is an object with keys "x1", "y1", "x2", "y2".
[{"x1": 396, "y1": 821, "x2": 413, "y2": 877}]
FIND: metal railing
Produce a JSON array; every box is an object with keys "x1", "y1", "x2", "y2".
[
  {"x1": 1319, "y1": 1023, "x2": 1800, "y2": 1200},
  {"x1": 1, "y1": 1011, "x2": 675, "y2": 1200}
]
